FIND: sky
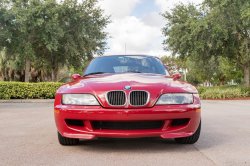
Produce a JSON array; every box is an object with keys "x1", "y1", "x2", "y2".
[{"x1": 98, "y1": 0, "x2": 203, "y2": 57}]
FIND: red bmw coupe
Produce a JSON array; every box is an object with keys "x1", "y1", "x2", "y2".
[{"x1": 54, "y1": 55, "x2": 201, "y2": 145}]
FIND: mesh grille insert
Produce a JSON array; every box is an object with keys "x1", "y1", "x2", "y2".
[
  {"x1": 129, "y1": 91, "x2": 149, "y2": 106},
  {"x1": 92, "y1": 121, "x2": 163, "y2": 130},
  {"x1": 106, "y1": 91, "x2": 126, "y2": 106}
]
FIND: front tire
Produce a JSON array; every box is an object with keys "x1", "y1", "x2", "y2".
[
  {"x1": 175, "y1": 121, "x2": 201, "y2": 144},
  {"x1": 58, "y1": 131, "x2": 79, "y2": 145}
]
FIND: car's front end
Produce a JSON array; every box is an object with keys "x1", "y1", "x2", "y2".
[{"x1": 54, "y1": 55, "x2": 201, "y2": 145}]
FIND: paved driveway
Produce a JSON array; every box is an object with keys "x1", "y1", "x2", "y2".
[{"x1": 0, "y1": 100, "x2": 250, "y2": 166}]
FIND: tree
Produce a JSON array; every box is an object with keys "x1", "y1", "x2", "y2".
[
  {"x1": 161, "y1": 3, "x2": 220, "y2": 86},
  {"x1": 161, "y1": 55, "x2": 189, "y2": 81},
  {"x1": 161, "y1": 1, "x2": 250, "y2": 87},
  {"x1": 185, "y1": 58, "x2": 205, "y2": 86},
  {"x1": 186, "y1": 56, "x2": 220, "y2": 86},
  {"x1": 161, "y1": 56, "x2": 186, "y2": 75},
  {"x1": 161, "y1": 3, "x2": 199, "y2": 60},
  {"x1": 202, "y1": 0, "x2": 250, "y2": 87},
  {"x1": 0, "y1": 0, "x2": 110, "y2": 82},
  {"x1": 0, "y1": 48, "x2": 26, "y2": 81},
  {"x1": 212, "y1": 57, "x2": 240, "y2": 86},
  {"x1": 0, "y1": 0, "x2": 29, "y2": 82}
]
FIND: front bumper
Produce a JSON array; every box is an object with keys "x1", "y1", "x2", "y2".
[{"x1": 54, "y1": 94, "x2": 201, "y2": 139}]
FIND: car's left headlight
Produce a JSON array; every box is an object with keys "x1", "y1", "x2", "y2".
[
  {"x1": 62, "y1": 94, "x2": 100, "y2": 105},
  {"x1": 156, "y1": 93, "x2": 193, "y2": 105}
]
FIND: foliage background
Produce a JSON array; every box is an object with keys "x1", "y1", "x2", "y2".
[{"x1": 0, "y1": 0, "x2": 110, "y2": 82}]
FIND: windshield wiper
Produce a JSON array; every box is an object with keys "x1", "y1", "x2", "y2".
[{"x1": 82, "y1": 72, "x2": 107, "y2": 77}]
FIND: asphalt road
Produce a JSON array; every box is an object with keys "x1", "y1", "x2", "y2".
[{"x1": 0, "y1": 100, "x2": 250, "y2": 166}]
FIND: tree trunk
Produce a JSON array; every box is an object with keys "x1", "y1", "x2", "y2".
[
  {"x1": 10, "y1": 70, "x2": 14, "y2": 81},
  {"x1": 46, "y1": 72, "x2": 52, "y2": 82},
  {"x1": 52, "y1": 68, "x2": 58, "y2": 82},
  {"x1": 244, "y1": 67, "x2": 249, "y2": 87},
  {"x1": 25, "y1": 57, "x2": 30, "y2": 82},
  {"x1": 220, "y1": 80, "x2": 224, "y2": 86},
  {"x1": 38, "y1": 70, "x2": 43, "y2": 82},
  {"x1": 4, "y1": 67, "x2": 9, "y2": 81},
  {"x1": 19, "y1": 69, "x2": 25, "y2": 82},
  {"x1": 31, "y1": 75, "x2": 38, "y2": 82},
  {"x1": 0, "y1": 71, "x2": 5, "y2": 81},
  {"x1": 51, "y1": 52, "x2": 58, "y2": 82},
  {"x1": 204, "y1": 80, "x2": 208, "y2": 87}
]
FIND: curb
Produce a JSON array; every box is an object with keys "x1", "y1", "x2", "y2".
[{"x1": 0, "y1": 99, "x2": 55, "y2": 103}]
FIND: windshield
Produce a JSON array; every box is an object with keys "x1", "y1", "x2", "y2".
[{"x1": 83, "y1": 55, "x2": 170, "y2": 76}]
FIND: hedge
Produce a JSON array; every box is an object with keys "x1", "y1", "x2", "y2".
[
  {"x1": 0, "y1": 82, "x2": 64, "y2": 99},
  {"x1": 197, "y1": 85, "x2": 250, "y2": 99}
]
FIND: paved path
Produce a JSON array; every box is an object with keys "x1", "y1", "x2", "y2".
[{"x1": 0, "y1": 100, "x2": 250, "y2": 166}]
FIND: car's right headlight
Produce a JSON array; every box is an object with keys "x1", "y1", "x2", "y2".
[
  {"x1": 62, "y1": 94, "x2": 100, "y2": 105},
  {"x1": 156, "y1": 93, "x2": 193, "y2": 105}
]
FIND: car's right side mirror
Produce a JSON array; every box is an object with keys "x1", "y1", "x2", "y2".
[{"x1": 173, "y1": 73, "x2": 182, "y2": 80}]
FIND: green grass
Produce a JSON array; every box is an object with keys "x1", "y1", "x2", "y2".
[{"x1": 197, "y1": 85, "x2": 250, "y2": 99}]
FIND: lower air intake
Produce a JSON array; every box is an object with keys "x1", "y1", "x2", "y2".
[
  {"x1": 171, "y1": 118, "x2": 190, "y2": 126},
  {"x1": 65, "y1": 119, "x2": 84, "y2": 127},
  {"x1": 92, "y1": 120, "x2": 163, "y2": 130}
]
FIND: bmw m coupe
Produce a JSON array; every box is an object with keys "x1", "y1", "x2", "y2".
[{"x1": 54, "y1": 55, "x2": 201, "y2": 145}]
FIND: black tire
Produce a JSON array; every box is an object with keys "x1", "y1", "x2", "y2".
[
  {"x1": 175, "y1": 120, "x2": 201, "y2": 144},
  {"x1": 58, "y1": 131, "x2": 79, "y2": 145}
]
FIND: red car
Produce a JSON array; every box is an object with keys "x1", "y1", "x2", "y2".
[{"x1": 54, "y1": 55, "x2": 201, "y2": 145}]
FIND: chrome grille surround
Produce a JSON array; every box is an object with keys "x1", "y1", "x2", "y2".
[
  {"x1": 129, "y1": 90, "x2": 150, "y2": 106},
  {"x1": 105, "y1": 90, "x2": 127, "y2": 106}
]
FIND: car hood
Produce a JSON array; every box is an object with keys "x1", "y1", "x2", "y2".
[{"x1": 57, "y1": 73, "x2": 198, "y2": 108}]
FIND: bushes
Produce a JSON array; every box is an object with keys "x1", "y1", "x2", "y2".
[
  {"x1": 0, "y1": 82, "x2": 64, "y2": 99},
  {"x1": 197, "y1": 85, "x2": 250, "y2": 99}
]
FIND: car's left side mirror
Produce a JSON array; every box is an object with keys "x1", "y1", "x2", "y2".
[
  {"x1": 173, "y1": 73, "x2": 182, "y2": 80},
  {"x1": 71, "y1": 74, "x2": 81, "y2": 80}
]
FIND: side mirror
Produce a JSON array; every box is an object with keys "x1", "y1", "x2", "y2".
[
  {"x1": 71, "y1": 74, "x2": 81, "y2": 80},
  {"x1": 173, "y1": 73, "x2": 182, "y2": 80}
]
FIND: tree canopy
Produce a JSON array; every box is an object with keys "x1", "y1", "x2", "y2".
[
  {"x1": 0, "y1": 0, "x2": 110, "y2": 82},
  {"x1": 162, "y1": 0, "x2": 250, "y2": 87}
]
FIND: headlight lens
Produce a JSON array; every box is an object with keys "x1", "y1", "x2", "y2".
[
  {"x1": 156, "y1": 93, "x2": 193, "y2": 105},
  {"x1": 62, "y1": 94, "x2": 100, "y2": 105}
]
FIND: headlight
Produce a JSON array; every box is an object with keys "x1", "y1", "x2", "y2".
[
  {"x1": 62, "y1": 94, "x2": 100, "y2": 105},
  {"x1": 156, "y1": 93, "x2": 193, "y2": 105}
]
